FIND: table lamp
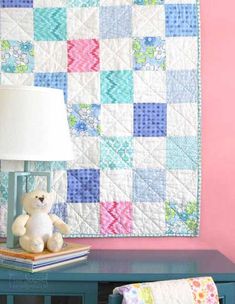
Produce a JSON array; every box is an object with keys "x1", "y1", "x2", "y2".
[{"x1": 0, "y1": 86, "x2": 73, "y2": 248}]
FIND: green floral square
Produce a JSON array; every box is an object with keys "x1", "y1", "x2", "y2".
[
  {"x1": 1, "y1": 40, "x2": 34, "y2": 73},
  {"x1": 100, "y1": 137, "x2": 133, "y2": 169},
  {"x1": 166, "y1": 201, "x2": 199, "y2": 235},
  {"x1": 68, "y1": 104, "x2": 100, "y2": 137},
  {"x1": 133, "y1": 37, "x2": 166, "y2": 71}
]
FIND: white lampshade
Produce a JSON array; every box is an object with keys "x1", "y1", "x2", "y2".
[{"x1": 0, "y1": 85, "x2": 73, "y2": 161}]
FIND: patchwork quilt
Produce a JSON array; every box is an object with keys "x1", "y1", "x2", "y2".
[{"x1": 0, "y1": 0, "x2": 201, "y2": 237}]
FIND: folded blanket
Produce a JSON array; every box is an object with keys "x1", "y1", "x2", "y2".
[{"x1": 113, "y1": 277, "x2": 219, "y2": 304}]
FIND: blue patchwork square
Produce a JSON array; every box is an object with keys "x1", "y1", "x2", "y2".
[
  {"x1": 34, "y1": 72, "x2": 67, "y2": 102},
  {"x1": 166, "y1": 136, "x2": 198, "y2": 169},
  {"x1": 165, "y1": 4, "x2": 198, "y2": 37},
  {"x1": 68, "y1": 104, "x2": 100, "y2": 137},
  {"x1": 34, "y1": 8, "x2": 67, "y2": 41},
  {"x1": 167, "y1": 70, "x2": 198, "y2": 103},
  {"x1": 100, "y1": 137, "x2": 133, "y2": 169},
  {"x1": 0, "y1": 0, "x2": 33, "y2": 7},
  {"x1": 100, "y1": 6, "x2": 132, "y2": 39},
  {"x1": 134, "y1": 103, "x2": 167, "y2": 137},
  {"x1": 51, "y1": 203, "x2": 68, "y2": 223},
  {"x1": 101, "y1": 71, "x2": 133, "y2": 104},
  {"x1": 67, "y1": 169, "x2": 100, "y2": 203},
  {"x1": 133, "y1": 169, "x2": 166, "y2": 202}
]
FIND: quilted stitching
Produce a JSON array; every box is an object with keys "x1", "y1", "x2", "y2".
[
  {"x1": 100, "y1": 38, "x2": 132, "y2": 71},
  {"x1": 67, "y1": 7, "x2": 99, "y2": 39},
  {"x1": 1, "y1": 73, "x2": 34, "y2": 85},
  {"x1": 0, "y1": 1, "x2": 201, "y2": 238},
  {"x1": 1, "y1": 9, "x2": 33, "y2": 40},
  {"x1": 101, "y1": 104, "x2": 133, "y2": 136},
  {"x1": 68, "y1": 137, "x2": 100, "y2": 169},
  {"x1": 34, "y1": 41, "x2": 67, "y2": 72},
  {"x1": 132, "y1": 5, "x2": 165, "y2": 37},
  {"x1": 100, "y1": 169, "x2": 132, "y2": 202},
  {"x1": 33, "y1": 0, "x2": 67, "y2": 7},
  {"x1": 133, "y1": 202, "x2": 165, "y2": 235},
  {"x1": 68, "y1": 72, "x2": 100, "y2": 104},
  {"x1": 134, "y1": 71, "x2": 166, "y2": 102},
  {"x1": 67, "y1": 203, "x2": 100, "y2": 234}
]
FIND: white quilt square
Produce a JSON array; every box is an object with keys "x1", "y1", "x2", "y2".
[
  {"x1": 67, "y1": 137, "x2": 100, "y2": 169},
  {"x1": 33, "y1": 0, "x2": 67, "y2": 6},
  {"x1": 67, "y1": 203, "x2": 99, "y2": 235},
  {"x1": 0, "y1": 160, "x2": 24, "y2": 172},
  {"x1": 132, "y1": 6, "x2": 165, "y2": 37},
  {"x1": 134, "y1": 71, "x2": 166, "y2": 103},
  {"x1": 100, "y1": 38, "x2": 132, "y2": 71},
  {"x1": 134, "y1": 138, "x2": 166, "y2": 169},
  {"x1": 101, "y1": 104, "x2": 133, "y2": 136},
  {"x1": 1, "y1": 9, "x2": 33, "y2": 40},
  {"x1": 68, "y1": 72, "x2": 100, "y2": 104},
  {"x1": 166, "y1": 37, "x2": 198, "y2": 70},
  {"x1": 67, "y1": 8, "x2": 99, "y2": 39},
  {"x1": 166, "y1": 170, "x2": 197, "y2": 206},
  {"x1": 133, "y1": 202, "x2": 165, "y2": 235},
  {"x1": 1, "y1": 73, "x2": 34, "y2": 85},
  {"x1": 100, "y1": 169, "x2": 132, "y2": 202},
  {"x1": 167, "y1": 103, "x2": 198, "y2": 136},
  {"x1": 34, "y1": 41, "x2": 67, "y2": 72},
  {"x1": 34, "y1": 171, "x2": 67, "y2": 203},
  {"x1": 100, "y1": 0, "x2": 132, "y2": 5}
]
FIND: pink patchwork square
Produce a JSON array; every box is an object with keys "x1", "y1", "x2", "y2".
[
  {"x1": 100, "y1": 202, "x2": 132, "y2": 235},
  {"x1": 67, "y1": 39, "x2": 100, "y2": 72}
]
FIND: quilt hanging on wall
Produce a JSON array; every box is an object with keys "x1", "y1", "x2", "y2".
[{"x1": 0, "y1": 0, "x2": 200, "y2": 237}]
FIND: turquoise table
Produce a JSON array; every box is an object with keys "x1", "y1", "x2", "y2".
[{"x1": 0, "y1": 250, "x2": 234, "y2": 304}]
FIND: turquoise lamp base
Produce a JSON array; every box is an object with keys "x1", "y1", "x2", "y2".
[{"x1": 7, "y1": 161, "x2": 52, "y2": 249}]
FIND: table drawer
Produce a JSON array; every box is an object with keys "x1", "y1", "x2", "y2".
[{"x1": 216, "y1": 283, "x2": 235, "y2": 304}]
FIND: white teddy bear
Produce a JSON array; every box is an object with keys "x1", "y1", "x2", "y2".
[{"x1": 12, "y1": 190, "x2": 70, "y2": 253}]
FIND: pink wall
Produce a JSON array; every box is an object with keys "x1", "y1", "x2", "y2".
[{"x1": 71, "y1": 0, "x2": 235, "y2": 262}]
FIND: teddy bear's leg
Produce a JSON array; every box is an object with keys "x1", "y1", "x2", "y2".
[
  {"x1": 46, "y1": 232, "x2": 64, "y2": 252},
  {"x1": 19, "y1": 235, "x2": 44, "y2": 253}
]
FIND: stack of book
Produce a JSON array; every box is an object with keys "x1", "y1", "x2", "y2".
[{"x1": 0, "y1": 242, "x2": 90, "y2": 272}]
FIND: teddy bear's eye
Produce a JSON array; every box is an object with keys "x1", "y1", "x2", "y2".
[{"x1": 35, "y1": 196, "x2": 38, "y2": 199}]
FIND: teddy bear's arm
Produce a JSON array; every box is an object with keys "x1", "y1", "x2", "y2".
[
  {"x1": 49, "y1": 214, "x2": 70, "y2": 235},
  {"x1": 12, "y1": 214, "x2": 29, "y2": 236}
]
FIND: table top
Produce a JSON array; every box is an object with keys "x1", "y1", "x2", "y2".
[{"x1": 0, "y1": 250, "x2": 234, "y2": 282}]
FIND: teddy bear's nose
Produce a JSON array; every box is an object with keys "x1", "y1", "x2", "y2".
[{"x1": 39, "y1": 197, "x2": 44, "y2": 202}]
